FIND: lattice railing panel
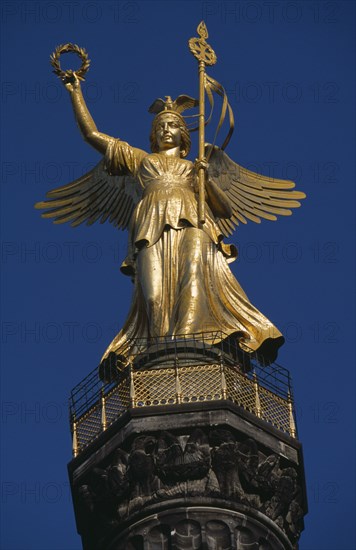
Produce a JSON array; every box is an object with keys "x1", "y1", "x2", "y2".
[
  {"x1": 76, "y1": 407, "x2": 102, "y2": 449},
  {"x1": 259, "y1": 387, "x2": 290, "y2": 433},
  {"x1": 225, "y1": 367, "x2": 256, "y2": 414},
  {"x1": 105, "y1": 379, "x2": 130, "y2": 426},
  {"x1": 179, "y1": 364, "x2": 222, "y2": 402},
  {"x1": 133, "y1": 368, "x2": 176, "y2": 406}
]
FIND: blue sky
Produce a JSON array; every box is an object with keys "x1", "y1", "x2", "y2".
[{"x1": 1, "y1": 1, "x2": 355, "y2": 548}]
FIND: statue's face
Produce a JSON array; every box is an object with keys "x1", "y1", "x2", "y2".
[{"x1": 155, "y1": 115, "x2": 182, "y2": 151}]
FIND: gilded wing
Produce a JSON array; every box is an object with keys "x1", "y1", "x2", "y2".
[
  {"x1": 206, "y1": 144, "x2": 306, "y2": 237},
  {"x1": 35, "y1": 158, "x2": 142, "y2": 230}
]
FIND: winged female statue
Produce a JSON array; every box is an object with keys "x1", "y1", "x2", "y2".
[{"x1": 36, "y1": 49, "x2": 305, "y2": 368}]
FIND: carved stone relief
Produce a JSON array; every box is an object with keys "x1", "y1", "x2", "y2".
[{"x1": 75, "y1": 428, "x2": 304, "y2": 546}]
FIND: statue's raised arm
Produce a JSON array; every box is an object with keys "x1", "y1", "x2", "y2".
[
  {"x1": 50, "y1": 44, "x2": 113, "y2": 155},
  {"x1": 64, "y1": 73, "x2": 112, "y2": 155}
]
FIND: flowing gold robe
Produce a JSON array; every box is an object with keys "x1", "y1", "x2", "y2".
[{"x1": 102, "y1": 140, "x2": 284, "y2": 363}]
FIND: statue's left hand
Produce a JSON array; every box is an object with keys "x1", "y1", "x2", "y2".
[{"x1": 195, "y1": 157, "x2": 209, "y2": 172}]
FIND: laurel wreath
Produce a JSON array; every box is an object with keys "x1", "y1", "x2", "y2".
[{"x1": 50, "y1": 43, "x2": 90, "y2": 82}]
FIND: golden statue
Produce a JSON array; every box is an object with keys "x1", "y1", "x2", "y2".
[{"x1": 36, "y1": 25, "x2": 305, "y2": 367}]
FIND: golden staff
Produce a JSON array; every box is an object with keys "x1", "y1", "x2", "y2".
[{"x1": 189, "y1": 21, "x2": 217, "y2": 224}]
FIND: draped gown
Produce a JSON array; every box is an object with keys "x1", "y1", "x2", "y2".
[{"x1": 101, "y1": 140, "x2": 284, "y2": 364}]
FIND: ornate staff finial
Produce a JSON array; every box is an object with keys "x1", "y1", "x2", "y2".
[
  {"x1": 198, "y1": 20, "x2": 208, "y2": 39},
  {"x1": 188, "y1": 21, "x2": 217, "y2": 66}
]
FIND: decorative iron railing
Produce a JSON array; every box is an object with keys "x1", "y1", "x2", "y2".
[{"x1": 69, "y1": 332, "x2": 296, "y2": 456}]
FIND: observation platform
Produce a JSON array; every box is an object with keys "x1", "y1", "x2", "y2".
[{"x1": 69, "y1": 332, "x2": 297, "y2": 457}]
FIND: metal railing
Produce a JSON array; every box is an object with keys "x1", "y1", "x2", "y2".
[{"x1": 70, "y1": 333, "x2": 296, "y2": 457}]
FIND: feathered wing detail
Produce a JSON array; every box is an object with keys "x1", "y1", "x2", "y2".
[
  {"x1": 35, "y1": 159, "x2": 142, "y2": 230},
  {"x1": 206, "y1": 144, "x2": 306, "y2": 237}
]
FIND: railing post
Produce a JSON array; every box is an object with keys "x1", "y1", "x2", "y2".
[
  {"x1": 288, "y1": 391, "x2": 297, "y2": 438},
  {"x1": 220, "y1": 361, "x2": 227, "y2": 400},
  {"x1": 72, "y1": 416, "x2": 78, "y2": 458},
  {"x1": 175, "y1": 360, "x2": 182, "y2": 404},
  {"x1": 253, "y1": 372, "x2": 261, "y2": 418},
  {"x1": 129, "y1": 365, "x2": 136, "y2": 408},
  {"x1": 101, "y1": 389, "x2": 107, "y2": 431}
]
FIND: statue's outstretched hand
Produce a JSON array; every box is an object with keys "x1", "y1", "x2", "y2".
[{"x1": 64, "y1": 72, "x2": 81, "y2": 93}]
